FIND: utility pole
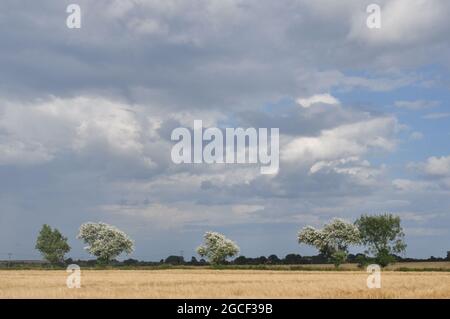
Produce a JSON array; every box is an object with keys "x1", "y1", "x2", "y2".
[{"x1": 7, "y1": 253, "x2": 12, "y2": 268}]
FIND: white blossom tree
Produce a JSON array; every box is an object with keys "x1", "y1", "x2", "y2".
[
  {"x1": 197, "y1": 231, "x2": 239, "y2": 265},
  {"x1": 298, "y1": 219, "x2": 360, "y2": 267},
  {"x1": 77, "y1": 222, "x2": 134, "y2": 264}
]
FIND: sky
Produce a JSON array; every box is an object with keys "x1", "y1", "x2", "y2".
[{"x1": 0, "y1": 0, "x2": 449, "y2": 261}]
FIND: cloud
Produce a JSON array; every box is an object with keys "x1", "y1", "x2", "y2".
[
  {"x1": 423, "y1": 156, "x2": 450, "y2": 177},
  {"x1": 296, "y1": 93, "x2": 339, "y2": 108},
  {"x1": 349, "y1": 0, "x2": 450, "y2": 47},
  {"x1": 231, "y1": 204, "x2": 265, "y2": 215},
  {"x1": 282, "y1": 117, "x2": 397, "y2": 163},
  {"x1": 0, "y1": 139, "x2": 53, "y2": 165},
  {"x1": 296, "y1": 70, "x2": 419, "y2": 94},
  {"x1": 101, "y1": 201, "x2": 268, "y2": 230},
  {"x1": 392, "y1": 179, "x2": 437, "y2": 193},
  {"x1": 405, "y1": 227, "x2": 448, "y2": 237},
  {"x1": 309, "y1": 157, "x2": 382, "y2": 187},
  {"x1": 0, "y1": 96, "x2": 157, "y2": 168},
  {"x1": 395, "y1": 100, "x2": 440, "y2": 110},
  {"x1": 0, "y1": 0, "x2": 446, "y2": 106},
  {"x1": 398, "y1": 156, "x2": 450, "y2": 194},
  {"x1": 397, "y1": 212, "x2": 441, "y2": 223}
]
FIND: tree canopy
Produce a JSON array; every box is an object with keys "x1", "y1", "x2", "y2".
[
  {"x1": 355, "y1": 213, "x2": 407, "y2": 267},
  {"x1": 35, "y1": 224, "x2": 71, "y2": 264},
  {"x1": 197, "y1": 231, "x2": 239, "y2": 265},
  {"x1": 77, "y1": 222, "x2": 134, "y2": 264},
  {"x1": 298, "y1": 219, "x2": 360, "y2": 267}
]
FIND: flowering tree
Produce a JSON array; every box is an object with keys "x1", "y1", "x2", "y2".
[
  {"x1": 197, "y1": 231, "x2": 239, "y2": 265},
  {"x1": 298, "y1": 219, "x2": 360, "y2": 267},
  {"x1": 77, "y1": 222, "x2": 134, "y2": 264}
]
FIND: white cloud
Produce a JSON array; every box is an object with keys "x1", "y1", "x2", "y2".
[
  {"x1": 0, "y1": 96, "x2": 158, "y2": 167},
  {"x1": 282, "y1": 117, "x2": 397, "y2": 163},
  {"x1": 349, "y1": 0, "x2": 449, "y2": 46},
  {"x1": 232, "y1": 204, "x2": 264, "y2": 215},
  {"x1": 309, "y1": 157, "x2": 382, "y2": 186},
  {"x1": 296, "y1": 93, "x2": 340, "y2": 108},
  {"x1": 0, "y1": 139, "x2": 53, "y2": 165},
  {"x1": 128, "y1": 18, "x2": 168, "y2": 35},
  {"x1": 424, "y1": 156, "x2": 450, "y2": 177}
]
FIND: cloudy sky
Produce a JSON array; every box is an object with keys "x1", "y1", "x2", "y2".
[{"x1": 1, "y1": 0, "x2": 449, "y2": 260}]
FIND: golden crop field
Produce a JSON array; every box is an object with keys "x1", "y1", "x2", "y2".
[{"x1": 0, "y1": 269, "x2": 449, "y2": 299}]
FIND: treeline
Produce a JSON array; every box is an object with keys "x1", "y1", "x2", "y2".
[
  {"x1": 29, "y1": 214, "x2": 450, "y2": 269},
  {"x1": 2, "y1": 251, "x2": 449, "y2": 269},
  {"x1": 61, "y1": 252, "x2": 450, "y2": 268}
]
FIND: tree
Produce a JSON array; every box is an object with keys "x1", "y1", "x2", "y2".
[
  {"x1": 298, "y1": 219, "x2": 360, "y2": 268},
  {"x1": 123, "y1": 258, "x2": 139, "y2": 266},
  {"x1": 267, "y1": 254, "x2": 281, "y2": 264},
  {"x1": 164, "y1": 255, "x2": 184, "y2": 265},
  {"x1": 35, "y1": 224, "x2": 71, "y2": 264},
  {"x1": 77, "y1": 222, "x2": 134, "y2": 264},
  {"x1": 196, "y1": 231, "x2": 239, "y2": 265},
  {"x1": 355, "y1": 213, "x2": 406, "y2": 267},
  {"x1": 284, "y1": 254, "x2": 303, "y2": 264},
  {"x1": 233, "y1": 256, "x2": 248, "y2": 265}
]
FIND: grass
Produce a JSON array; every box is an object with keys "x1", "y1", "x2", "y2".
[
  {"x1": 212, "y1": 261, "x2": 450, "y2": 271},
  {"x1": 0, "y1": 269, "x2": 449, "y2": 298},
  {"x1": 2, "y1": 261, "x2": 450, "y2": 271}
]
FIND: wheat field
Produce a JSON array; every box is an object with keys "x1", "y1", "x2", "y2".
[{"x1": 0, "y1": 269, "x2": 449, "y2": 298}]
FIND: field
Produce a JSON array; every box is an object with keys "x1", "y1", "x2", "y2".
[{"x1": 1, "y1": 267, "x2": 450, "y2": 298}]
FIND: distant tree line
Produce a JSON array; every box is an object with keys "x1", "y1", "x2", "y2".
[
  {"x1": 59, "y1": 252, "x2": 449, "y2": 269},
  {"x1": 3, "y1": 251, "x2": 449, "y2": 269},
  {"x1": 32, "y1": 214, "x2": 449, "y2": 268}
]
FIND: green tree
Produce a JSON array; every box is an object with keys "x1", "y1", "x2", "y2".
[
  {"x1": 35, "y1": 224, "x2": 71, "y2": 264},
  {"x1": 355, "y1": 213, "x2": 407, "y2": 267},
  {"x1": 164, "y1": 255, "x2": 184, "y2": 265},
  {"x1": 298, "y1": 219, "x2": 360, "y2": 268}
]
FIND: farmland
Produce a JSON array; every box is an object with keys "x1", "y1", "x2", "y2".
[{"x1": 1, "y1": 266, "x2": 449, "y2": 299}]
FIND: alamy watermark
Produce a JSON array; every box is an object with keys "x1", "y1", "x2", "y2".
[
  {"x1": 171, "y1": 120, "x2": 279, "y2": 174},
  {"x1": 366, "y1": 4, "x2": 381, "y2": 29},
  {"x1": 66, "y1": 4, "x2": 81, "y2": 29},
  {"x1": 66, "y1": 264, "x2": 81, "y2": 289},
  {"x1": 64, "y1": 4, "x2": 379, "y2": 30},
  {"x1": 366, "y1": 264, "x2": 381, "y2": 289}
]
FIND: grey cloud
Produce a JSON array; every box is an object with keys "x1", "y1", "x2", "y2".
[{"x1": 1, "y1": 0, "x2": 448, "y2": 107}]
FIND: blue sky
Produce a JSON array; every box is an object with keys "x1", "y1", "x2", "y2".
[{"x1": 0, "y1": 0, "x2": 449, "y2": 261}]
